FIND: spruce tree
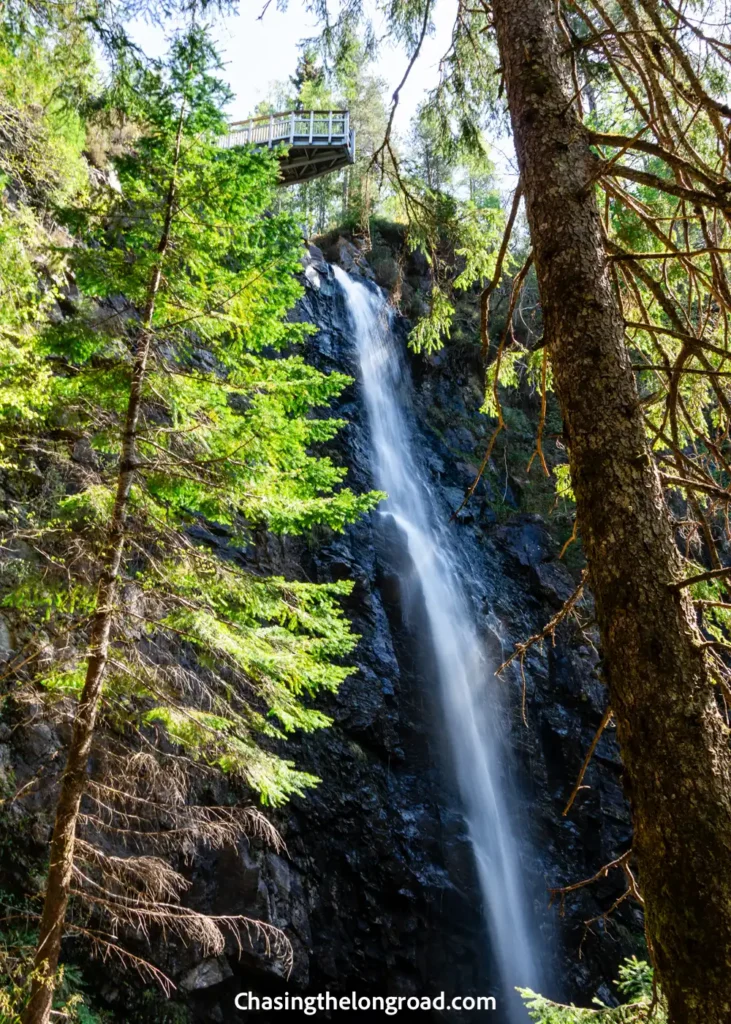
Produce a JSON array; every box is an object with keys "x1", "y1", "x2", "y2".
[{"x1": 4, "y1": 27, "x2": 380, "y2": 1024}]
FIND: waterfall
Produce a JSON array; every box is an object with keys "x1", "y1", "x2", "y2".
[{"x1": 334, "y1": 266, "x2": 541, "y2": 1019}]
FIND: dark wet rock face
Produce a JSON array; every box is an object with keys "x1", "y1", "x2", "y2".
[
  {"x1": 1, "y1": 246, "x2": 639, "y2": 1022},
  {"x1": 180, "y1": 248, "x2": 639, "y2": 1021}
]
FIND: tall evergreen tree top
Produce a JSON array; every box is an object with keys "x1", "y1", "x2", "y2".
[{"x1": 1, "y1": 27, "x2": 381, "y2": 811}]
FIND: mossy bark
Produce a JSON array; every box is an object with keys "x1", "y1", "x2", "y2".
[{"x1": 491, "y1": 0, "x2": 731, "y2": 1019}]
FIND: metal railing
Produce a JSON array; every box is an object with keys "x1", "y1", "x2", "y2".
[{"x1": 219, "y1": 109, "x2": 351, "y2": 151}]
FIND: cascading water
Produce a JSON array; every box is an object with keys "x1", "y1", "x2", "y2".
[{"x1": 334, "y1": 266, "x2": 541, "y2": 1020}]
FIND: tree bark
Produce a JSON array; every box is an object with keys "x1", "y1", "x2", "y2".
[
  {"x1": 491, "y1": 0, "x2": 731, "y2": 1019},
  {"x1": 21, "y1": 108, "x2": 185, "y2": 1024}
]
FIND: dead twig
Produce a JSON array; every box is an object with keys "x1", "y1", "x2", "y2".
[{"x1": 562, "y1": 706, "x2": 614, "y2": 816}]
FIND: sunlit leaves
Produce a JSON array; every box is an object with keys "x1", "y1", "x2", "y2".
[
  {"x1": 0, "y1": 26, "x2": 382, "y2": 808},
  {"x1": 408, "y1": 285, "x2": 454, "y2": 353},
  {"x1": 520, "y1": 956, "x2": 662, "y2": 1022}
]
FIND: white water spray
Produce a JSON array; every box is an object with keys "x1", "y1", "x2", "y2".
[{"x1": 334, "y1": 267, "x2": 541, "y2": 1018}]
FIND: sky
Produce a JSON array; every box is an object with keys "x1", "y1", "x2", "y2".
[
  {"x1": 130, "y1": 0, "x2": 458, "y2": 133},
  {"x1": 128, "y1": 0, "x2": 519, "y2": 183}
]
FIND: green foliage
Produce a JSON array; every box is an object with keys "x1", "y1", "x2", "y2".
[
  {"x1": 520, "y1": 958, "x2": 664, "y2": 1024},
  {"x1": 0, "y1": 12, "x2": 96, "y2": 446},
  {"x1": 453, "y1": 200, "x2": 503, "y2": 292},
  {"x1": 687, "y1": 574, "x2": 731, "y2": 648},
  {"x1": 409, "y1": 286, "x2": 455, "y2": 354},
  {"x1": 386, "y1": 108, "x2": 506, "y2": 354},
  {"x1": 0, "y1": 926, "x2": 108, "y2": 1023},
  {"x1": 482, "y1": 349, "x2": 523, "y2": 416},
  {"x1": 135, "y1": 989, "x2": 191, "y2": 1024},
  {"x1": 0, "y1": 10, "x2": 93, "y2": 203},
  {"x1": 0, "y1": 26, "x2": 381, "y2": 809},
  {"x1": 553, "y1": 463, "x2": 575, "y2": 505},
  {"x1": 290, "y1": 46, "x2": 328, "y2": 108},
  {"x1": 0, "y1": 199, "x2": 54, "y2": 433},
  {"x1": 616, "y1": 958, "x2": 654, "y2": 1002}
]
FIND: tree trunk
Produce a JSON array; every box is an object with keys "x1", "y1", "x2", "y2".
[
  {"x1": 21, "y1": 109, "x2": 185, "y2": 1024},
  {"x1": 491, "y1": 0, "x2": 731, "y2": 1019}
]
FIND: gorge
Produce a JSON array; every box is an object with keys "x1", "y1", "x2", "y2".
[
  {"x1": 154, "y1": 245, "x2": 641, "y2": 1021},
  {"x1": 5, "y1": 2, "x2": 731, "y2": 1018},
  {"x1": 0, "y1": 242, "x2": 642, "y2": 1022}
]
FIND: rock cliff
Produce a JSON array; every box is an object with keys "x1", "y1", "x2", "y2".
[
  {"x1": 173, "y1": 246, "x2": 640, "y2": 1021},
  {"x1": 0, "y1": 244, "x2": 641, "y2": 1022}
]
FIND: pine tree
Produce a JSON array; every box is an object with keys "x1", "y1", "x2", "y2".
[
  {"x1": 488, "y1": 3, "x2": 731, "y2": 1018},
  {"x1": 4, "y1": 27, "x2": 380, "y2": 1024},
  {"x1": 289, "y1": 46, "x2": 326, "y2": 109}
]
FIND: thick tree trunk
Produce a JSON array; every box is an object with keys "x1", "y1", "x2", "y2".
[
  {"x1": 491, "y1": 0, "x2": 731, "y2": 1019},
  {"x1": 21, "y1": 109, "x2": 184, "y2": 1024}
]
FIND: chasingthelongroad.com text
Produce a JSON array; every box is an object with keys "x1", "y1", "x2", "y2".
[{"x1": 234, "y1": 991, "x2": 497, "y2": 1016}]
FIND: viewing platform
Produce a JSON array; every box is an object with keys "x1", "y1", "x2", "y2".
[{"x1": 219, "y1": 110, "x2": 356, "y2": 186}]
